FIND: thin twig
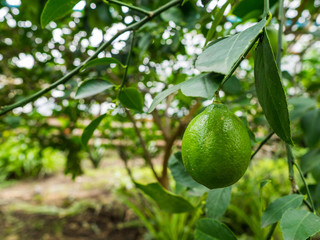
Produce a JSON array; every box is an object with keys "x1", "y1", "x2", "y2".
[
  {"x1": 294, "y1": 162, "x2": 316, "y2": 214},
  {"x1": 276, "y1": 0, "x2": 284, "y2": 70},
  {"x1": 264, "y1": 222, "x2": 277, "y2": 240},
  {"x1": 120, "y1": 30, "x2": 136, "y2": 89},
  {"x1": 124, "y1": 108, "x2": 160, "y2": 182},
  {"x1": 118, "y1": 146, "x2": 135, "y2": 182},
  {"x1": 251, "y1": 132, "x2": 274, "y2": 160},
  {"x1": 0, "y1": 0, "x2": 182, "y2": 116},
  {"x1": 104, "y1": 0, "x2": 151, "y2": 16}
]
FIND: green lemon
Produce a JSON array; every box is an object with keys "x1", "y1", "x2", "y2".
[{"x1": 181, "y1": 104, "x2": 252, "y2": 189}]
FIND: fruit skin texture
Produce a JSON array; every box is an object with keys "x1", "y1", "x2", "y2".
[{"x1": 181, "y1": 104, "x2": 252, "y2": 189}]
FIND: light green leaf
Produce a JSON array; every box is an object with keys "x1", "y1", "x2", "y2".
[
  {"x1": 135, "y1": 182, "x2": 194, "y2": 213},
  {"x1": 194, "y1": 218, "x2": 237, "y2": 240},
  {"x1": 148, "y1": 82, "x2": 183, "y2": 113},
  {"x1": 80, "y1": 57, "x2": 125, "y2": 72},
  {"x1": 119, "y1": 87, "x2": 144, "y2": 112},
  {"x1": 206, "y1": 187, "x2": 232, "y2": 219},
  {"x1": 168, "y1": 152, "x2": 206, "y2": 189},
  {"x1": 205, "y1": 0, "x2": 232, "y2": 45},
  {"x1": 160, "y1": 7, "x2": 183, "y2": 24},
  {"x1": 254, "y1": 30, "x2": 293, "y2": 145},
  {"x1": 81, "y1": 114, "x2": 106, "y2": 146},
  {"x1": 148, "y1": 73, "x2": 222, "y2": 113},
  {"x1": 261, "y1": 194, "x2": 304, "y2": 228},
  {"x1": 41, "y1": 0, "x2": 80, "y2": 28},
  {"x1": 181, "y1": 73, "x2": 224, "y2": 99},
  {"x1": 75, "y1": 79, "x2": 113, "y2": 99},
  {"x1": 280, "y1": 209, "x2": 320, "y2": 240},
  {"x1": 196, "y1": 18, "x2": 267, "y2": 74}
]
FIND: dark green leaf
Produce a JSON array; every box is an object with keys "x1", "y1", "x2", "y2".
[
  {"x1": 280, "y1": 209, "x2": 320, "y2": 240},
  {"x1": 168, "y1": 152, "x2": 205, "y2": 189},
  {"x1": 41, "y1": 0, "x2": 80, "y2": 28},
  {"x1": 119, "y1": 87, "x2": 144, "y2": 112},
  {"x1": 261, "y1": 194, "x2": 304, "y2": 228},
  {"x1": 196, "y1": 18, "x2": 267, "y2": 75},
  {"x1": 135, "y1": 182, "x2": 194, "y2": 213},
  {"x1": 194, "y1": 218, "x2": 237, "y2": 240},
  {"x1": 206, "y1": 187, "x2": 232, "y2": 219},
  {"x1": 301, "y1": 109, "x2": 320, "y2": 147},
  {"x1": 222, "y1": 76, "x2": 242, "y2": 95},
  {"x1": 81, "y1": 114, "x2": 106, "y2": 146},
  {"x1": 288, "y1": 97, "x2": 317, "y2": 121},
  {"x1": 80, "y1": 57, "x2": 125, "y2": 71},
  {"x1": 254, "y1": 31, "x2": 293, "y2": 145},
  {"x1": 233, "y1": 0, "x2": 277, "y2": 19},
  {"x1": 300, "y1": 149, "x2": 320, "y2": 174},
  {"x1": 75, "y1": 79, "x2": 113, "y2": 99}
]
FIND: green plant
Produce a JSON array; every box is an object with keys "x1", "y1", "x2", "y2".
[{"x1": 1, "y1": 0, "x2": 320, "y2": 239}]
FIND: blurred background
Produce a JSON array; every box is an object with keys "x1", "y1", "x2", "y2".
[{"x1": 0, "y1": 0, "x2": 319, "y2": 239}]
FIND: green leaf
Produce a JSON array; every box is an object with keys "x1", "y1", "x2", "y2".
[
  {"x1": 288, "y1": 97, "x2": 317, "y2": 121},
  {"x1": 300, "y1": 149, "x2": 320, "y2": 174},
  {"x1": 206, "y1": 187, "x2": 232, "y2": 219},
  {"x1": 181, "y1": 73, "x2": 224, "y2": 99},
  {"x1": 196, "y1": 18, "x2": 267, "y2": 75},
  {"x1": 81, "y1": 114, "x2": 106, "y2": 146},
  {"x1": 194, "y1": 218, "x2": 237, "y2": 240},
  {"x1": 148, "y1": 82, "x2": 183, "y2": 113},
  {"x1": 222, "y1": 76, "x2": 242, "y2": 95},
  {"x1": 75, "y1": 79, "x2": 113, "y2": 99},
  {"x1": 160, "y1": 7, "x2": 183, "y2": 24},
  {"x1": 41, "y1": 0, "x2": 80, "y2": 28},
  {"x1": 80, "y1": 57, "x2": 125, "y2": 72},
  {"x1": 233, "y1": 0, "x2": 277, "y2": 19},
  {"x1": 168, "y1": 152, "x2": 205, "y2": 189},
  {"x1": 254, "y1": 30, "x2": 293, "y2": 145},
  {"x1": 135, "y1": 182, "x2": 194, "y2": 213},
  {"x1": 205, "y1": 0, "x2": 232, "y2": 45},
  {"x1": 148, "y1": 73, "x2": 223, "y2": 113},
  {"x1": 301, "y1": 109, "x2": 320, "y2": 147},
  {"x1": 261, "y1": 194, "x2": 304, "y2": 228},
  {"x1": 280, "y1": 209, "x2": 320, "y2": 240},
  {"x1": 119, "y1": 87, "x2": 144, "y2": 112}
]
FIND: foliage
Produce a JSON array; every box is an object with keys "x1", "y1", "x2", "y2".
[{"x1": 1, "y1": 0, "x2": 320, "y2": 239}]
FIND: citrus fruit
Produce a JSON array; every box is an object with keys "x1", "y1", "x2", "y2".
[{"x1": 181, "y1": 104, "x2": 251, "y2": 189}]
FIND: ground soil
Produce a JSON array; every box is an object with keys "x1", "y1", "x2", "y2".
[{"x1": 0, "y1": 157, "x2": 148, "y2": 240}]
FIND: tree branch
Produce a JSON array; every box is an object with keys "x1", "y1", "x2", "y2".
[
  {"x1": 104, "y1": 0, "x2": 151, "y2": 16},
  {"x1": 0, "y1": 0, "x2": 182, "y2": 116},
  {"x1": 124, "y1": 108, "x2": 160, "y2": 182},
  {"x1": 160, "y1": 100, "x2": 201, "y2": 187},
  {"x1": 251, "y1": 132, "x2": 274, "y2": 160}
]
